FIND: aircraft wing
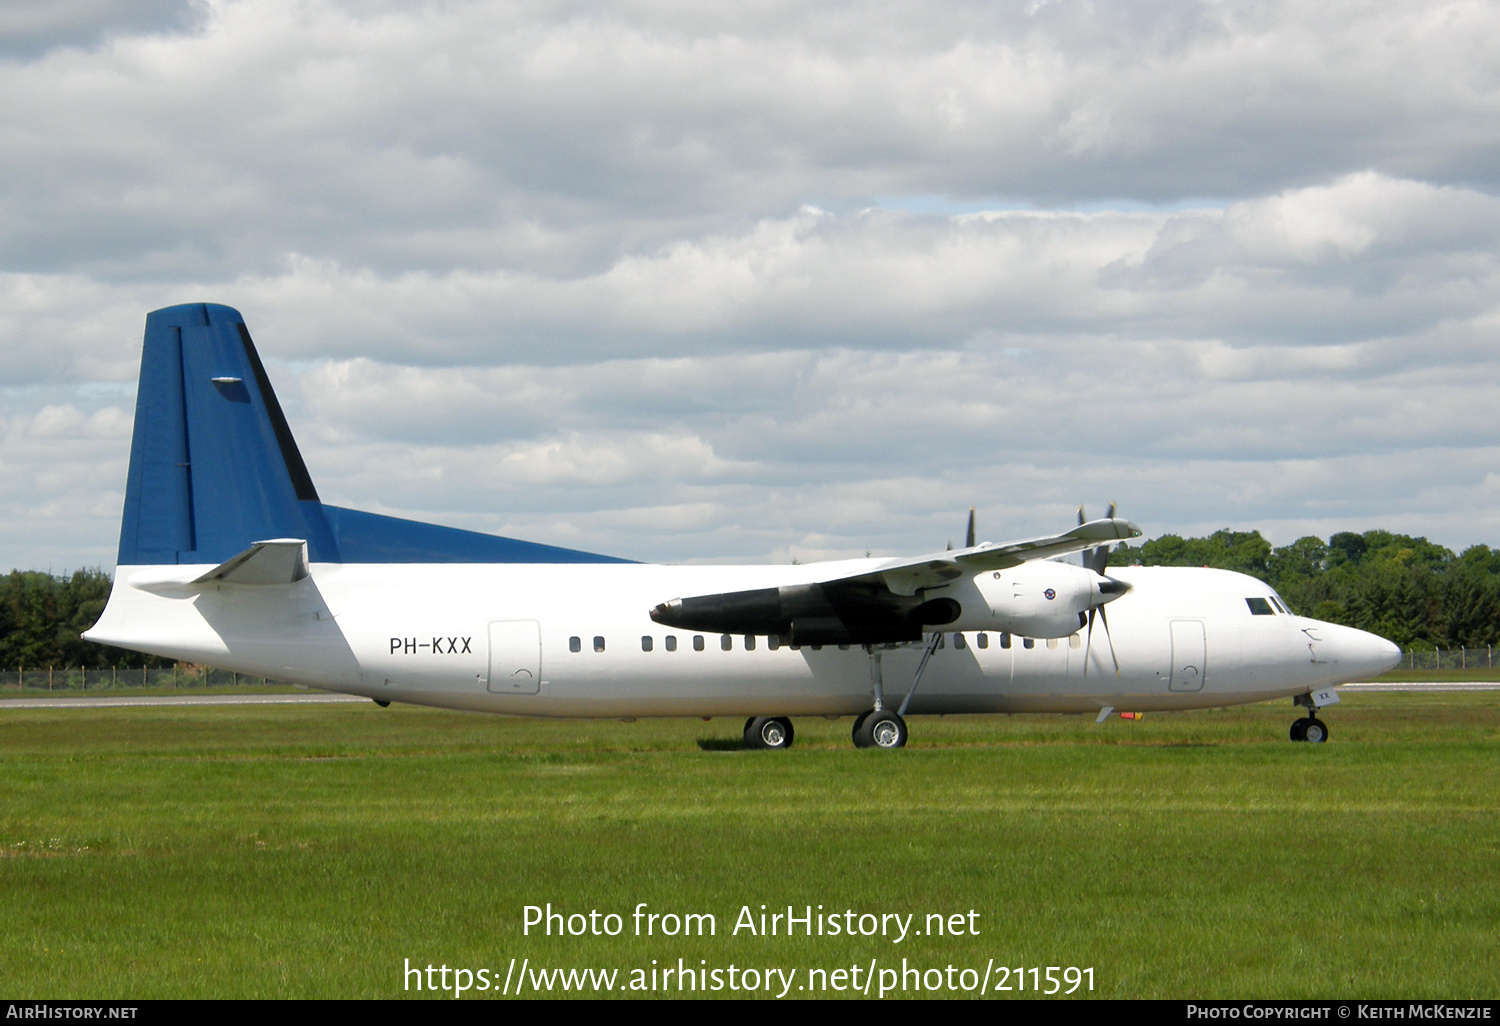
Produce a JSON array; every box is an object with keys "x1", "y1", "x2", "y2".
[
  {"x1": 856, "y1": 517, "x2": 1142, "y2": 596},
  {"x1": 650, "y1": 517, "x2": 1141, "y2": 645}
]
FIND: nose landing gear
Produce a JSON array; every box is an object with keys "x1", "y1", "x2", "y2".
[
  {"x1": 1289, "y1": 717, "x2": 1329, "y2": 742},
  {"x1": 1290, "y1": 692, "x2": 1330, "y2": 743}
]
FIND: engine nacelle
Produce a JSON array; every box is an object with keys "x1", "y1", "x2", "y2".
[{"x1": 937, "y1": 561, "x2": 1123, "y2": 639}]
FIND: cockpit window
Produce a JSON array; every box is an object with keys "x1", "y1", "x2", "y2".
[
  {"x1": 1246, "y1": 597, "x2": 1275, "y2": 615},
  {"x1": 1269, "y1": 595, "x2": 1289, "y2": 614}
]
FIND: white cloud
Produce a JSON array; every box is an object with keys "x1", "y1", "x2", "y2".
[
  {"x1": 2, "y1": 2, "x2": 1500, "y2": 568},
  {"x1": 0, "y1": 399, "x2": 132, "y2": 569},
  {"x1": 0, "y1": 0, "x2": 199, "y2": 59},
  {"x1": 3, "y1": 1, "x2": 1500, "y2": 279},
  {"x1": 9, "y1": 174, "x2": 1451, "y2": 373}
]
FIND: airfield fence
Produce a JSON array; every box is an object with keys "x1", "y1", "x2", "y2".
[
  {"x1": 1399, "y1": 646, "x2": 1493, "y2": 671},
  {"x1": 0, "y1": 646, "x2": 1496, "y2": 692},
  {"x1": 0, "y1": 666, "x2": 283, "y2": 692}
]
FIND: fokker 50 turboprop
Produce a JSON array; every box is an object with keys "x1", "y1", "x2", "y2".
[{"x1": 85, "y1": 304, "x2": 1402, "y2": 748}]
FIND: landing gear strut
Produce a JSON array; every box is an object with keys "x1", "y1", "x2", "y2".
[
  {"x1": 1290, "y1": 693, "x2": 1329, "y2": 743},
  {"x1": 853, "y1": 635, "x2": 940, "y2": 749},
  {"x1": 744, "y1": 716, "x2": 794, "y2": 750}
]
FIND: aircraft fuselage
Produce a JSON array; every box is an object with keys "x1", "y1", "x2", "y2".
[{"x1": 88, "y1": 562, "x2": 1400, "y2": 719}]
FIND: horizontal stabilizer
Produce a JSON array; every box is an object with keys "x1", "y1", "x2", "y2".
[{"x1": 193, "y1": 539, "x2": 310, "y2": 586}]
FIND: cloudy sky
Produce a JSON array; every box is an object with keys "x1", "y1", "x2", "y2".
[{"x1": 3, "y1": 0, "x2": 1499, "y2": 570}]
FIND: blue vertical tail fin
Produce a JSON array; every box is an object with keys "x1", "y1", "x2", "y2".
[
  {"x1": 118, "y1": 303, "x2": 630, "y2": 567},
  {"x1": 119, "y1": 303, "x2": 338, "y2": 566}
]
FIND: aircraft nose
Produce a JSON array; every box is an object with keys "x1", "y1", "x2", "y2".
[
  {"x1": 1316, "y1": 622, "x2": 1401, "y2": 679},
  {"x1": 1376, "y1": 635, "x2": 1402, "y2": 675}
]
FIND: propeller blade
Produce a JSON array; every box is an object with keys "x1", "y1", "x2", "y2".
[
  {"x1": 965, "y1": 507, "x2": 976, "y2": 548},
  {"x1": 1083, "y1": 607, "x2": 1095, "y2": 678},
  {"x1": 1099, "y1": 602, "x2": 1121, "y2": 677}
]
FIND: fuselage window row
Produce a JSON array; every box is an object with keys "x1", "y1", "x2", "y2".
[{"x1": 571, "y1": 631, "x2": 1038, "y2": 654}]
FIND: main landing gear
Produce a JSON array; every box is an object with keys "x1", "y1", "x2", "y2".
[
  {"x1": 852, "y1": 634, "x2": 942, "y2": 749},
  {"x1": 744, "y1": 716, "x2": 795, "y2": 750},
  {"x1": 742, "y1": 633, "x2": 943, "y2": 751},
  {"x1": 1289, "y1": 693, "x2": 1330, "y2": 743},
  {"x1": 852, "y1": 709, "x2": 908, "y2": 749}
]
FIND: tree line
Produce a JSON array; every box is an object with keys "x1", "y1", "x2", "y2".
[
  {"x1": 4, "y1": 528, "x2": 1498, "y2": 665},
  {"x1": 1111, "y1": 529, "x2": 1500, "y2": 649},
  {"x1": 0, "y1": 569, "x2": 170, "y2": 669}
]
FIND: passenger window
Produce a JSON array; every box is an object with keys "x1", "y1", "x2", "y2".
[
  {"x1": 1069, "y1": 634, "x2": 1081, "y2": 649},
  {"x1": 810, "y1": 644, "x2": 823, "y2": 651},
  {"x1": 977, "y1": 633, "x2": 988, "y2": 649},
  {"x1": 1246, "y1": 597, "x2": 1275, "y2": 616},
  {"x1": 693, "y1": 635, "x2": 705, "y2": 652},
  {"x1": 745, "y1": 635, "x2": 756, "y2": 651},
  {"x1": 665, "y1": 636, "x2": 677, "y2": 652},
  {"x1": 1046, "y1": 637, "x2": 1058, "y2": 649},
  {"x1": 767, "y1": 636, "x2": 780, "y2": 651},
  {"x1": 953, "y1": 633, "x2": 967, "y2": 650},
  {"x1": 641, "y1": 636, "x2": 653, "y2": 652},
  {"x1": 1000, "y1": 633, "x2": 1011, "y2": 649},
  {"x1": 1023, "y1": 638, "x2": 1035, "y2": 649},
  {"x1": 593, "y1": 636, "x2": 606, "y2": 653},
  {"x1": 837, "y1": 643, "x2": 849, "y2": 651},
  {"x1": 720, "y1": 634, "x2": 733, "y2": 651},
  {"x1": 569, "y1": 636, "x2": 581, "y2": 653}
]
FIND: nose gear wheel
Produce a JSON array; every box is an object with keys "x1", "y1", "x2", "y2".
[{"x1": 1290, "y1": 693, "x2": 1331, "y2": 743}]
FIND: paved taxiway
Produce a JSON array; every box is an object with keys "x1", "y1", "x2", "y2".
[
  {"x1": 0, "y1": 693, "x2": 368, "y2": 709},
  {"x1": 1336, "y1": 682, "x2": 1500, "y2": 691}
]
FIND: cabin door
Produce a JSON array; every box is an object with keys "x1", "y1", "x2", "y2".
[
  {"x1": 487, "y1": 620, "x2": 542, "y2": 695},
  {"x1": 1168, "y1": 619, "x2": 1206, "y2": 692}
]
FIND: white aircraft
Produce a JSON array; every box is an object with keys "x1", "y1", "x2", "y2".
[{"x1": 85, "y1": 304, "x2": 1402, "y2": 749}]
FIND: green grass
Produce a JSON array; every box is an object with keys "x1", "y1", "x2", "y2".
[{"x1": 0, "y1": 693, "x2": 1496, "y2": 999}]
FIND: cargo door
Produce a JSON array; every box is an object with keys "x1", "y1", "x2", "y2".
[
  {"x1": 487, "y1": 620, "x2": 542, "y2": 695},
  {"x1": 1168, "y1": 619, "x2": 1206, "y2": 692}
]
